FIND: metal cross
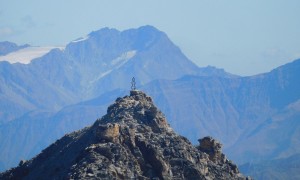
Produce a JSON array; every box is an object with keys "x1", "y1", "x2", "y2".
[{"x1": 131, "y1": 77, "x2": 136, "y2": 90}]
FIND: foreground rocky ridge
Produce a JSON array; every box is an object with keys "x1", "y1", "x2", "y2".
[{"x1": 0, "y1": 91, "x2": 247, "y2": 179}]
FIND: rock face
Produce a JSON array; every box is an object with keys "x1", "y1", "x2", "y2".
[{"x1": 0, "y1": 91, "x2": 247, "y2": 179}]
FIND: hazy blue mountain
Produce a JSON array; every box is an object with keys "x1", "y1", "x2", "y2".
[
  {"x1": 142, "y1": 75, "x2": 242, "y2": 146},
  {"x1": 0, "y1": 89, "x2": 126, "y2": 170},
  {"x1": 226, "y1": 59, "x2": 300, "y2": 164},
  {"x1": 0, "y1": 41, "x2": 29, "y2": 56},
  {"x1": 0, "y1": 26, "x2": 228, "y2": 124},
  {"x1": 0, "y1": 55, "x2": 79, "y2": 124},
  {"x1": 63, "y1": 25, "x2": 229, "y2": 96},
  {"x1": 240, "y1": 153, "x2": 300, "y2": 180}
]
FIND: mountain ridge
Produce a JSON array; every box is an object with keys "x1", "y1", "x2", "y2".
[
  {"x1": 0, "y1": 25, "x2": 230, "y2": 124},
  {"x1": 0, "y1": 90, "x2": 247, "y2": 179},
  {"x1": 0, "y1": 41, "x2": 30, "y2": 56}
]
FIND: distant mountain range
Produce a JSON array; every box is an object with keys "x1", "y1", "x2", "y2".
[
  {"x1": 0, "y1": 26, "x2": 299, "y2": 179},
  {"x1": 0, "y1": 41, "x2": 29, "y2": 56},
  {"x1": 240, "y1": 153, "x2": 300, "y2": 179}
]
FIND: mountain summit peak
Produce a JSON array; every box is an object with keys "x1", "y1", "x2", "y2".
[
  {"x1": 94, "y1": 90, "x2": 171, "y2": 135},
  {"x1": 0, "y1": 90, "x2": 247, "y2": 179}
]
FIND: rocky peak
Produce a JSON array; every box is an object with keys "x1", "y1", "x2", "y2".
[
  {"x1": 0, "y1": 91, "x2": 249, "y2": 179},
  {"x1": 97, "y1": 90, "x2": 170, "y2": 133}
]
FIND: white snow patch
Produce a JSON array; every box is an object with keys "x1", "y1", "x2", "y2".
[
  {"x1": 89, "y1": 69, "x2": 113, "y2": 84},
  {"x1": 0, "y1": 46, "x2": 64, "y2": 64},
  {"x1": 99, "y1": 70, "x2": 113, "y2": 79},
  {"x1": 71, "y1": 35, "x2": 89, "y2": 43},
  {"x1": 89, "y1": 50, "x2": 137, "y2": 84},
  {"x1": 111, "y1": 50, "x2": 137, "y2": 67}
]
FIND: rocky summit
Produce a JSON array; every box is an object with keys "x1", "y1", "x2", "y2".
[{"x1": 0, "y1": 90, "x2": 248, "y2": 179}]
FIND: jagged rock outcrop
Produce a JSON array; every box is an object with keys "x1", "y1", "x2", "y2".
[
  {"x1": 0, "y1": 90, "x2": 248, "y2": 179},
  {"x1": 198, "y1": 136, "x2": 224, "y2": 163}
]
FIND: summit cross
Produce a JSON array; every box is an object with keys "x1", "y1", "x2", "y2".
[{"x1": 131, "y1": 77, "x2": 136, "y2": 90}]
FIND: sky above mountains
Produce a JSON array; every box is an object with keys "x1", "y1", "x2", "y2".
[{"x1": 0, "y1": 0, "x2": 300, "y2": 76}]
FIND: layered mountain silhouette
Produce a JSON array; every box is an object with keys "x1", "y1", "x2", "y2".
[
  {"x1": 240, "y1": 153, "x2": 300, "y2": 179},
  {"x1": 0, "y1": 26, "x2": 299, "y2": 179},
  {"x1": 0, "y1": 26, "x2": 229, "y2": 124},
  {"x1": 0, "y1": 41, "x2": 29, "y2": 56},
  {"x1": 0, "y1": 91, "x2": 247, "y2": 179}
]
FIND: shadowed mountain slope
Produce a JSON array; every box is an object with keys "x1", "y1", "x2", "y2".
[{"x1": 240, "y1": 153, "x2": 300, "y2": 180}]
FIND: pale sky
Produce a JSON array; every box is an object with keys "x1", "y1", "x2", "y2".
[{"x1": 0, "y1": 0, "x2": 300, "y2": 76}]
